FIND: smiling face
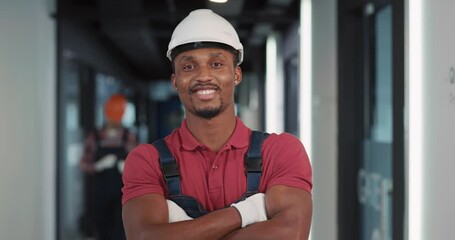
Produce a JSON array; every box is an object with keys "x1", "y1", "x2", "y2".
[{"x1": 171, "y1": 48, "x2": 242, "y2": 120}]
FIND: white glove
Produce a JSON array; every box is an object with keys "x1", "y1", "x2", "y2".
[
  {"x1": 167, "y1": 200, "x2": 193, "y2": 222},
  {"x1": 230, "y1": 193, "x2": 267, "y2": 227},
  {"x1": 94, "y1": 154, "x2": 117, "y2": 172},
  {"x1": 117, "y1": 159, "x2": 125, "y2": 174}
]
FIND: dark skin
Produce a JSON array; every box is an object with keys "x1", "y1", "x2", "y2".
[{"x1": 122, "y1": 48, "x2": 313, "y2": 239}]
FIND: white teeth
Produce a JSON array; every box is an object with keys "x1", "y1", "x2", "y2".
[{"x1": 197, "y1": 89, "x2": 215, "y2": 95}]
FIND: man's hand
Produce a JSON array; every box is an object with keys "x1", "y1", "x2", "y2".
[
  {"x1": 230, "y1": 193, "x2": 267, "y2": 227},
  {"x1": 94, "y1": 154, "x2": 117, "y2": 172},
  {"x1": 167, "y1": 200, "x2": 193, "y2": 222}
]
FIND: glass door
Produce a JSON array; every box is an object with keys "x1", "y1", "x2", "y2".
[
  {"x1": 338, "y1": 0, "x2": 404, "y2": 239},
  {"x1": 357, "y1": 4, "x2": 394, "y2": 240}
]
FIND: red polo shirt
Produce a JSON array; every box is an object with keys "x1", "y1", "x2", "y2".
[{"x1": 122, "y1": 117, "x2": 312, "y2": 211}]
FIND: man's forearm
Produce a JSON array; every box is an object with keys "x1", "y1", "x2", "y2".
[
  {"x1": 222, "y1": 186, "x2": 312, "y2": 240},
  {"x1": 222, "y1": 218, "x2": 309, "y2": 240},
  {"x1": 127, "y1": 207, "x2": 242, "y2": 240}
]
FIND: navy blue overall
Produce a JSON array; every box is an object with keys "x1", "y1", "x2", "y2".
[
  {"x1": 152, "y1": 131, "x2": 269, "y2": 218},
  {"x1": 93, "y1": 129, "x2": 129, "y2": 240}
]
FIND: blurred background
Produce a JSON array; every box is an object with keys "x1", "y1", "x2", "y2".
[{"x1": 1, "y1": 0, "x2": 454, "y2": 239}]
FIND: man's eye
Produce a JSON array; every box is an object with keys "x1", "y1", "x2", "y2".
[
  {"x1": 183, "y1": 65, "x2": 195, "y2": 70},
  {"x1": 212, "y1": 62, "x2": 223, "y2": 67}
]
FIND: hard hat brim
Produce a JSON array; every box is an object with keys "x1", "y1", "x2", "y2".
[{"x1": 170, "y1": 41, "x2": 240, "y2": 64}]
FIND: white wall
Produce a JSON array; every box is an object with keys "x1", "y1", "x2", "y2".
[
  {"x1": 409, "y1": 0, "x2": 455, "y2": 238},
  {"x1": 0, "y1": 0, "x2": 56, "y2": 239},
  {"x1": 311, "y1": 0, "x2": 338, "y2": 239}
]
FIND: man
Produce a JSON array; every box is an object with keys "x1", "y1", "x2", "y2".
[
  {"x1": 122, "y1": 9, "x2": 312, "y2": 239},
  {"x1": 80, "y1": 93, "x2": 137, "y2": 240}
]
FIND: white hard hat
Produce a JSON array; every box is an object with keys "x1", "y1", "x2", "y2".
[{"x1": 167, "y1": 9, "x2": 244, "y2": 65}]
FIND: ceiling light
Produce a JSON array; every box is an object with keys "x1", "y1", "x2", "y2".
[{"x1": 209, "y1": 0, "x2": 228, "y2": 3}]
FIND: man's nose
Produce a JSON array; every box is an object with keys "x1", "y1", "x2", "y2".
[{"x1": 196, "y1": 65, "x2": 213, "y2": 82}]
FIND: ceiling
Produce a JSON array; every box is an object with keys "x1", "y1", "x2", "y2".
[{"x1": 58, "y1": 0, "x2": 300, "y2": 81}]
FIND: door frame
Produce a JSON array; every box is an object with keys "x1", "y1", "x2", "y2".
[{"x1": 337, "y1": 0, "x2": 404, "y2": 239}]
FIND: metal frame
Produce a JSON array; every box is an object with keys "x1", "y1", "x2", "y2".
[{"x1": 337, "y1": 0, "x2": 404, "y2": 239}]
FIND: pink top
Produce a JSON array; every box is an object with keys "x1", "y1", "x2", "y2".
[{"x1": 122, "y1": 118, "x2": 312, "y2": 211}]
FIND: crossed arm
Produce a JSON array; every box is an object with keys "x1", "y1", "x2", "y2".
[{"x1": 122, "y1": 185, "x2": 312, "y2": 240}]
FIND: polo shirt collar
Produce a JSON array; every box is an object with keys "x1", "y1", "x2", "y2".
[
  {"x1": 178, "y1": 117, "x2": 250, "y2": 151},
  {"x1": 178, "y1": 120, "x2": 200, "y2": 151},
  {"x1": 229, "y1": 117, "x2": 250, "y2": 149}
]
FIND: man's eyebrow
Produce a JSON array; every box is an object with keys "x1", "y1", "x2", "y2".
[
  {"x1": 209, "y1": 52, "x2": 227, "y2": 58},
  {"x1": 177, "y1": 51, "x2": 228, "y2": 63},
  {"x1": 177, "y1": 55, "x2": 195, "y2": 63}
]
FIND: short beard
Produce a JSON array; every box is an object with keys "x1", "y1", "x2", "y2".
[
  {"x1": 188, "y1": 88, "x2": 224, "y2": 119},
  {"x1": 194, "y1": 107, "x2": 221, "y2": 119}
]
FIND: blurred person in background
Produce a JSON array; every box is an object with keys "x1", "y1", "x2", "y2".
[{"x1": 80, "y1": 93, "x2": 137, "y2": 240}]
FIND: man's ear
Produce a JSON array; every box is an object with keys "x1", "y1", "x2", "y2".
[
  {"x1": 171, "y1": 74, "x2": 177, "y2": 90},
  {"x1": 234, "y1": 67, "x2": 242, "y2": 85}
]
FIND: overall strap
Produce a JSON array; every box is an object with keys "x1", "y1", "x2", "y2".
[
  {"x1": 93, "y1": 129, "x2": 100, "y2": 144},
  {"x1": 245, "y1": 131, "x2": 270, "y2": 196},
  {"x1": 152, "y1": 130, "x2": 270, "y2": 217},
  {"x1": 152, "y1": 138, "x2": 208, "y2": 218},
  {"x1": 152, "y1": 138, "x2": 181, "y2": 196},
  {"x1": 122, "y1": 128, "x2": 129, "y2": 143}
]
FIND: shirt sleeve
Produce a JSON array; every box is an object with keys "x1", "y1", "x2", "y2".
[
  {"x1": 121, "y1": 144, "x2": 166, "y2": 206},
  {"x1": 260, "y1": 133, "x2": 313, "y2": 194}
]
